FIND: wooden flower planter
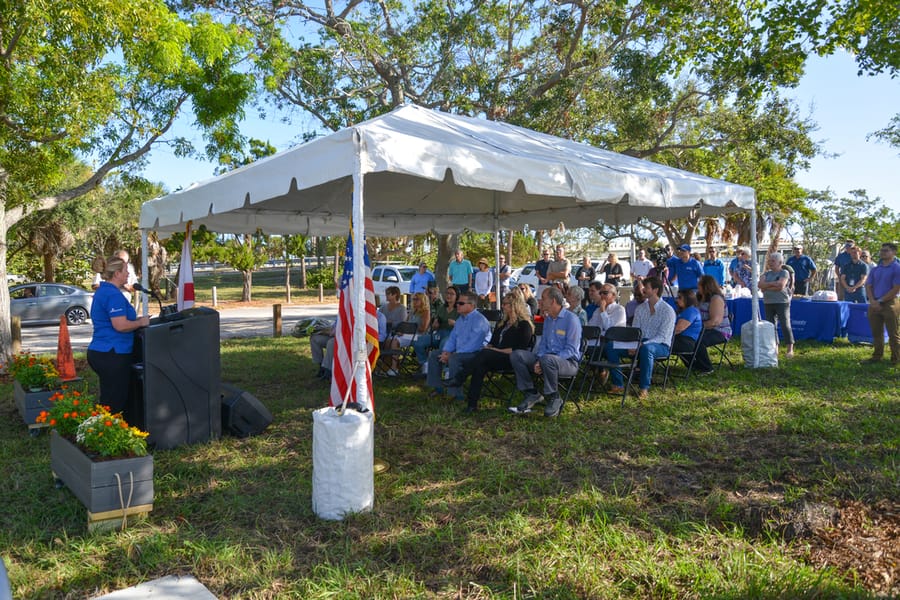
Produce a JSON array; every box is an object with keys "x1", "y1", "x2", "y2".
[
  {"x1": 13, "y1": 380, "x2": 64, "y2": 435},
  {"x1": 50, "y1": 431, "x2": 154, "y2": 531}
]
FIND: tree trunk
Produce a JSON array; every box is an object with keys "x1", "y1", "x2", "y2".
[
  {"x1": 284, "y1": 257, "x2": 292, "y2": 303},
  {"x1": 0, "y1": 186, "x2": 12, "y2": 363},
  {"x1": 242, "y1": 270, "x2": 252, "y2": 302},
  {"x1": 42, "y1": 253, "x2": 56, "y2": 283},
  {"x1": 300, "y1": 255, "x2": 307, "y2": 289},
  {"x1": 435, "y1": 233, "x2": 457, "y2": 292}
]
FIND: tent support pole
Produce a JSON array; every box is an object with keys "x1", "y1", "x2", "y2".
[
  {"x1": 352, "y1": 130, "x2": 369, "y2": 409},
  {"x1": 749, "y1": 207, "x2": 760, "y2": 367},
  {"x1": 494, "y1": 194, "x2": 501, "y2": 309},
  {"x1": 140, "y1": 230, "x2": 149, "y2": 316}
]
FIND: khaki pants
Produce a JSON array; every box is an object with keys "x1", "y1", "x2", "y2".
[{"x1": 867, "y1": 298, "x2": 900, "y2": 361}]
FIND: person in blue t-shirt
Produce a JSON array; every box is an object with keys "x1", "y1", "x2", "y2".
[
  {"x1": 786, "y1": 245, "x2": 817, "y2": 296},
  {"x1": 702, "y1": 246, "x2": 726, "y2": 286},
  {"x1": 673, "y1": 288, "x2": 703, "y2": 365},
  {"x1": 669, "y1": 244, "x2": 704, "y2": 291},
  {"x1": 409, "y1": 262, "x2": 435, "y2": 294},
  {"x1": 87, "y1": 256, "x2": 150, "y2": 414}
]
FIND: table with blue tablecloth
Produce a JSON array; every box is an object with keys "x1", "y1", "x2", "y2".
[
  {"x1": 726, "y1": 298, "x2": 850, "y2": 343},
  {"x1": 846, "y1": 302, "x2": 888, "y2": 344}
]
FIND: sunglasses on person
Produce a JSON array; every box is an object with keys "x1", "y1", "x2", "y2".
[{"x1": 455, "y1": 301, "x2": 472, "y2": 306}]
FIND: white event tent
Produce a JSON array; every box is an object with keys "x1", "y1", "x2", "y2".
[{"x1": 140, "y1": 104, "x2": 762, "y2": 405}]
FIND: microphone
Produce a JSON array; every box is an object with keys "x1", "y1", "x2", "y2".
[
  {"x1": 133, "y1": 282, "x2": 164, "y2": 314},
  {"x1": 132, "y1": 282, "x2": 161, "y2": 299}
]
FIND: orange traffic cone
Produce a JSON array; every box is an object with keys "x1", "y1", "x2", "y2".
[{"x1": 57, "y1": 315, "x2": 77, "y2": 381}]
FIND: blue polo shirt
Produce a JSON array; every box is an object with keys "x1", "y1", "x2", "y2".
[
  {"x1": 786, "y1": 254, "x2": 816, "y2": 283},
  {"x1": 703, "y1": 259, "x2": 726, "y2": 286},
  {"x1": 672, "y1": 258, "x2": 704, "y2": 290},
  {"x1": 88, "y1": 281, "x2": 137, "y2": 354},
  {"x1": 677, "y1": 305, "x2": 703, "y2": 341},
  {"x1": 409, "y1": 270, "x2": 434, "y2": 294},
  {"x1": 448, "y1": 259, "x2": 473, "y2": 286}
]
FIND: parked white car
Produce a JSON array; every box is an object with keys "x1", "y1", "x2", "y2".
[
  {"x1": 371, "y1": 264, "x2": 419, "y2": 304},
  {"x1": 510, "y1": 259, "x2": 631, "y2": 290}
]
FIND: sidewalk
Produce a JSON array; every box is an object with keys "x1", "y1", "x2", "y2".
[{"x1": 19, "y1": 302, "x2": 339, "y2": 354}]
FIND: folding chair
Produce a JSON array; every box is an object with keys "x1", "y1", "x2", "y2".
[
  {"x1": 706, "y1": 313, "x2": 736, "y2": 370},
  {"x1": 657, "y1": 332, "x2": 699, "y2": 389},
  {"x1": 378, "y1": 321, "x2": 420, "y2": 377},
  {"x1": 479, "y1": 309, "x2": 502, "y2": 329},
  {"x1": 584, "y1": 326, "x2": 642, "y2": 407},
  {"x1": 560, "y1": 325, "x2": 602, "y2": 412}
]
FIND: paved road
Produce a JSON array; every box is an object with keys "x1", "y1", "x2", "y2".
[{"x1": 19, "y1": 303, "x2": 339, "y2": 354}]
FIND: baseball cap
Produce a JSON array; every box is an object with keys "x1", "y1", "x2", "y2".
[{"x1": 678, "y1": 244, "x2": 691, "y2": 252}]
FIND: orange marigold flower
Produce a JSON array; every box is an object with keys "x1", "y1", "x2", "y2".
[{"x1": 105, "y1": 420, "x2": 113, "y2": 427}]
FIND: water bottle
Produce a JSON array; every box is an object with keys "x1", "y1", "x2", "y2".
[{"x1": 442, "y1": 365, "x2": 450, "y2": 381}]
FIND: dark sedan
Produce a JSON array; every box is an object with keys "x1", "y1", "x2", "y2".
[{"x1": 9, "y1": 283, "x2": 93, "y2": 326}]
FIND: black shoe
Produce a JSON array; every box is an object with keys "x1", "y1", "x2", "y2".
[
  {"x1": 320, "y1": 369, "x2": 332, "y2": 381},
  {"x1": 463, "y1": 405, "x2": 477, "y2": 414},
  {"x1": 544, "y1": 395, "x2": 563, "y2": 417}
]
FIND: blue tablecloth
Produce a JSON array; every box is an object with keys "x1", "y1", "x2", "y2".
[
  {"x1": 846, "y1": 302, "x2": 889, "y2": 344},
  {"x1": 726, "y1": 298, "x2": 850, "y2": 343}
]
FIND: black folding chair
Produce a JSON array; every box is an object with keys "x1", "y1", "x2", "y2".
[
  {"x1": 560, "y1": 325, "x2": 603, "y2": 412},
  {"x1": 706, "y1": 313, "x2": 736, "y2": 370},
  {"x1": 479, "y1": 309, "x2": 502, "y2": 329},
  {"x1": 657, "y1": 331, "x2": 699, "y2": 389},
  {"x1": 377, "y1": 321, "x2": 420, "y2": 377},
  {"x1": 584, "y1": 326, "x2": 642, "y2": 407}
]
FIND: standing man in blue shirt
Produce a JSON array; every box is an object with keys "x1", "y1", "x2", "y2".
[
  {"x1": 669, "y1": 244, "x2": 704, "y2": 292},
  {"x1": 409, "y1": 262, "x2": 435, "y2": 294},
  {"x1": 508, "y1": 286, "x2": 582, "y2": 417},
  {"x1": 448, "y1": 250, "x2": 473, "y2": 293},
  {"x1": 702, "y1": 246, "x2": 726, "y2": 286},
  {"x1": 425, "y1": 291, "x2": 490, "y2": 399},
  {"x1": 833, "y1": 239, "x2": 855, "y2": 300},
  {"x1": 786, "y1": 245, "x2": 817, "y2": 296}
]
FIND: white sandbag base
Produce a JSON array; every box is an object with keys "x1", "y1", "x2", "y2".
[
  {"x1": 312, "y1": 407, "x2": 374, "y2": 520},
  {"x1": 741, "y1": 320, "x2": 779, "y2": 368}
]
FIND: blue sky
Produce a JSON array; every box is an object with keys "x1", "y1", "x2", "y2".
[{"x1": 141, "y1": 51, "x2": 900, "y2": 214}]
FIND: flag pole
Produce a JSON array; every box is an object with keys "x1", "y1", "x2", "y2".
[{"x1": 352, "y1": 131, "x2": 368, "y2": 412}]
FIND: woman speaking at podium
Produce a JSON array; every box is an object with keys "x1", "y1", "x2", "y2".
[{"x1": 87, "y1": 255, "x2": 150, "y2": 413}]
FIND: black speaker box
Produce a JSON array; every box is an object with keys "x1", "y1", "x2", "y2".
[
  {"x1": 220, "y1": 383, "x2": 273, "y2": 438},
  {"x1": 129, "y1": 307, "x2": 221, "y2": 450}
]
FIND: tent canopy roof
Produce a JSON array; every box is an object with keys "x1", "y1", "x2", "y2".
[{"x1": 140, "y1": 105, "x2": 755, "y2": 235}]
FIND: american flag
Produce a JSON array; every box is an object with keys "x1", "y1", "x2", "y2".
[{"x1": 329, "y1": 232, "x2": 379, "y2": 415}]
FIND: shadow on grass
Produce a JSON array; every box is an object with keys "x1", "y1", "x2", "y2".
[{"x1": 1, "y1": 337, "x2": 895, "y2": 597}]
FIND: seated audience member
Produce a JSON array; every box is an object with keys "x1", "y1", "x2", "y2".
[
  {"x1": 427, "y1": 282, "x2": 444, "y2": 313},
  {"x1": 425, "y1": 291, "x2": 491, "y2": 400},
  {"x1": 518, "y1": 283, "x2": 539, "y2": 317},
  {"x1": 672, "y1": 289, "x2": 703, "y2": 366},
  {"x1": 624, "y1": 281, "x2": 645, "y2": 326},
  {"x1": 427, "y1": 285, "x2": 460, "y2": 350},
  {"x1": 379, "y1": 286, "x2": 407, "y2": 331},
  {"x1": 508, "y1": 286, "x2": 582, "y2": 418},
  {"x1": 565, "y1": 286, "x2": 587, "y2": 326},
  {"x1": 604, "y1": 277, "x2": 675, "y2": 400},
  {"x1": 588, "y1": 282, "x2": 627, "y2": 335},
  {"x1": 449, "y1": 294, "x2": 534, "y2": 413},
  {"x1": 310, "y1": 321, "x2": 336, "y2": 380},
  {"x1": 585, "y1": 282, "x2": 626, "y2": 364},
  {"x1": 694, "y1": 275, "x2": 732, "y2": 374},
  {"x1": 383, "y1": 292, "x2": 430, "y2": 377}
]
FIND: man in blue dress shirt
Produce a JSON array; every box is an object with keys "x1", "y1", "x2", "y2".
[
  {"x1": 426, "y1": 291, "x2": 490, "y2": 399},
  {"x1": 508, "y1": 286, "x2": 582, "y2": 417}
]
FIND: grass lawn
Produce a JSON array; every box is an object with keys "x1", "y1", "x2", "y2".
[{"x1": 1, "y1": 335, "x2": 897, "y2": 598}]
